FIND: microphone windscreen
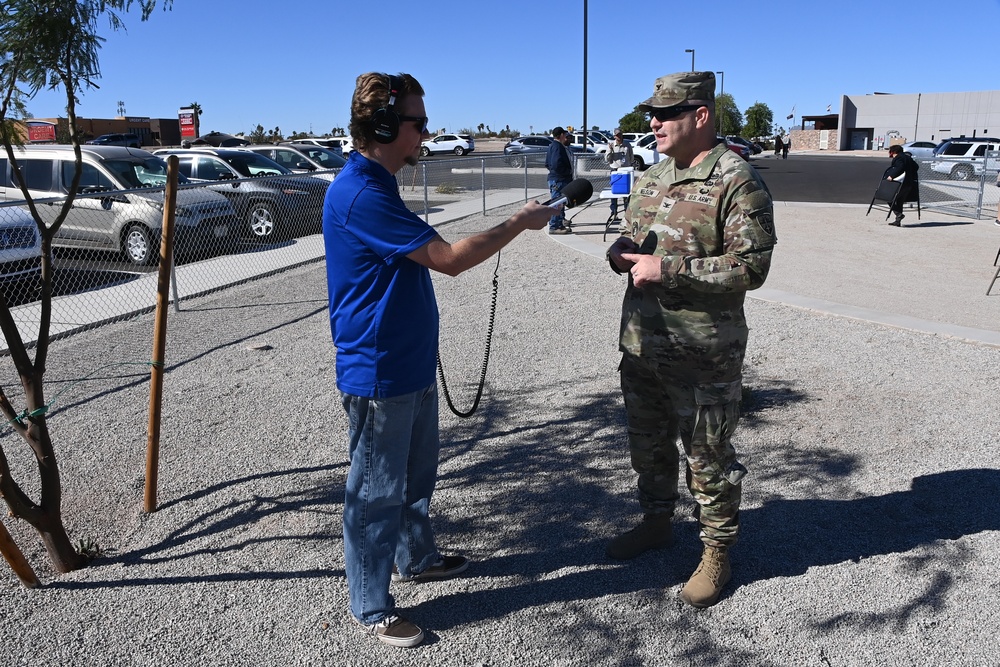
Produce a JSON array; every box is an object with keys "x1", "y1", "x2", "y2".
[{"x1": 561, "y1": 178, "x2": 594, "y2": 208}]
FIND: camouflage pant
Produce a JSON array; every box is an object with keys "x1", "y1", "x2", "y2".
[{"x1": 619, "y1": 354, "x2": 746, "y2": 548}]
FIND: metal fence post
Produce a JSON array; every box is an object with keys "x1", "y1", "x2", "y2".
[
  {"x1": 523, "y1": 157, "x2": 528, "y2": 201},
  {"x1": 422, "y1": 162, "x2": 429, "y2": 224},
  {"x1": 975, "y1": 164, "x2": 987, "y2": 219},
  {"x1": 482, "y1": 158, "x2": 487, "y2": 215},
  {"x1": 170, "y1": 250, "x2": 180, "y2": 312}
]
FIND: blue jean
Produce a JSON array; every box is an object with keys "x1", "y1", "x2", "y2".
[
  {"x1": 548, "y1": 179, "x2": 570, "y2": 229},
  {"x1": 340, "y1": 383, "x2": 441, "y2": 624}
]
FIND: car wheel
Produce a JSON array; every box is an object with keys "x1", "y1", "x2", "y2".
[
  {"x1": 247, "y1": 201, "x2": 277, "y2": 239},
  {"x1": 454, "y1": 146, "x2": 466, "y2": 156},
  {"x1": 420, "y1": 146, "x2": 430, "y2": 157},
  {"x1": 632, "y1": 156, "x2": 645, "y2": 170},
  {"x1": 122, "y1": 224, "x2": 156, "y2": 265},
  {"x1": 950, "y1": 164, "x2": 974, "y2": 181},
  {"x1": 507, "y1": 155, "x2": 524, "y2": 168}
]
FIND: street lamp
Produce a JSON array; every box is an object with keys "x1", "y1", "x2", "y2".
[
  {"x1": 715, "y1": 71, "x2": 725, "y2": 134},
  {"x1": 685, "y1": 49, "x2": 695, "y2": 71}
]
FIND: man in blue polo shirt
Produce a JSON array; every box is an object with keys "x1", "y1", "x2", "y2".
[{"x1": 323, "y1": 72, "x2": 556, "y2": 649}]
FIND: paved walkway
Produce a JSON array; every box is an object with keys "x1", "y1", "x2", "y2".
[{"x1": 553, "y1": 196, "x2": 1000, "y2": 347}]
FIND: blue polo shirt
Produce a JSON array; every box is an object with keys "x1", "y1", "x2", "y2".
[{"x1": 322, "y1": 152, "x2": 439, "y2": 398}]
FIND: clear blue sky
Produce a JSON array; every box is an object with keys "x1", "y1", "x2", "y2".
[{"x1": 25, "y1": 0, "x2": 1000, "y2": 138}]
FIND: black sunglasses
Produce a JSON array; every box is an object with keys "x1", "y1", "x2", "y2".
[
  {"x1": 646, "y1": 105, "x2": 702, "y2": 122},
  {"x1": 398, "y1": 115, "x2": 429, "y2": 133}
]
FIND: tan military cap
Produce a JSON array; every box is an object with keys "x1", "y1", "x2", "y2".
[{"x1": 637, "y1": 71, "x2": 716, "y2": 111}]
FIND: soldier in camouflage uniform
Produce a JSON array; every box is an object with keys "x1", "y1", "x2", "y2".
[{"x1": 606, "y1": 71, "x2": 776, "y2": 608}]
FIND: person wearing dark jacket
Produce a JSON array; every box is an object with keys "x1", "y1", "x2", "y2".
[
  {"x1": 885, "y1": 145, "x2": 919, "y2": 226},
  {"x1": 545, "y1": 127, "x2": 574, "y2": 234}
]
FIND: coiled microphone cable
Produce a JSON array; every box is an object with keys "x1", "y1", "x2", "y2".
[{"x1": 436, "y1": 252, "x2": 500, "y2": 418}]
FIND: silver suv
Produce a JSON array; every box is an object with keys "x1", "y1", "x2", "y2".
[
  {"x1": 929, "y1": 138, "x2": 1000, "y2": 180},
  {"x1": 0, "y1": 146, "x2": 238, "y2": 265}
]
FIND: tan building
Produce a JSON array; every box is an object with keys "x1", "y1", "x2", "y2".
[{"x1": 29, "y1": 115, "x2": 182, "y2": 146}]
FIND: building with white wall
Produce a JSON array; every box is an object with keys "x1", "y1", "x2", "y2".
[{"x1": 838, "y1": 90, "x2": 1000, "y2": 151}]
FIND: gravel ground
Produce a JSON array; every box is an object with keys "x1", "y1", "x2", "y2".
[{"x1": 1, "y1": 204, "x2": 999, "y2": 666}]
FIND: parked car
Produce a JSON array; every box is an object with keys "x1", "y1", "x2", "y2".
[
  {"x1": 897, "y1": 141, "x2": 938, "y2": 159},
  {"x1": 0, "y1": 145, "x2": 237, "y2": 265},
  {"x1": 720, "y1": 137, "x2": 751, "y2": 160},
  {"x1": 929, "y1": 138, "x2": 1000, "y2": 180},
  {"x1": 291, "y1": 137, "x2": 352, "y2": 155},
  {"x1": 726, "y1": 135, "x2": 763, "y2": 155},
  {"x1": 244, "y1": 144, "x2": 346, "y2": 182},
  {"x1": 420, "y1": 133, "x2": 475, "y2": 157},
  {"x1": 502, "y1": 135, "x2": 594, "y2": 168},
  {"x1": 86, "y1": 133, "x2": 141, "y2": 148},
  {"x1": 154, "y1": 148, "x2": 328, "y2": 240},
  {"x1": 629, "y1": 133, "x2": 667, "y2": 170},
  {"x1": 0, "y1": 205, "x2": 41, "y2": 281},
  {"x1": 190, "y1": 131, "x2": 249, "y2": 148},
  {"x1": 622, "y1": 132, "x2": 646, "y2": 145},
  {"x1": 570, "y1": 131, "x2": 609, "y2": 154}
]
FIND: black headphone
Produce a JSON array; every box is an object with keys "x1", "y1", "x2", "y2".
[{"x1": 371, "y1": 74, "x2": 401, "y2": 144}]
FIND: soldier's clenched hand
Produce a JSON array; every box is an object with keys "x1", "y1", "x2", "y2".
[{"x1": 608, "y1": 237, "x2": 639, "y2": 273}]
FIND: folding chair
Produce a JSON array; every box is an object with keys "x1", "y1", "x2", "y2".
[
  {"x1": 867, "y1": 168, "x2": 921, "y2": 222},
  {"x1": 866, "y1": 178, "x2": 901, "y2": 221}
]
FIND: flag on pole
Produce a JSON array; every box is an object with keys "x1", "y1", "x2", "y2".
[
  {"x1": 826, "y1": 104, "x2": 832, "y2": 113},
  {"x1": 786, "y1": 105, "x2": 795, "y2": 120}
]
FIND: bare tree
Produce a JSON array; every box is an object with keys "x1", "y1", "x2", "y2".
[{"x1": 0, "y1": 0, "x2": 172, "y2": 575}]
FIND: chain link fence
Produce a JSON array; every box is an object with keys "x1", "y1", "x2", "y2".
[
  {"x1": 911, "y1": 150, "x2": 1000, "y2": 219},
  {"x1": 5, "y1": 147, "x2": 995, "y2": 355}
]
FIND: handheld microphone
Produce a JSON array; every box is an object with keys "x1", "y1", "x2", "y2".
[{"x1": 544, "y1": 178, "x2": 594, "y2": 209}]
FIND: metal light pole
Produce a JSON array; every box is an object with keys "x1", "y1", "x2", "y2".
[
  {"x1": 685, "y1": 49, "x2": 695, "y2": 71},
  {"x1": 715, "y1": 71, "x2": 724, "y2": 134},
  {"x1": 583, "y1": 0, "x2": 588, "y2": 152}
]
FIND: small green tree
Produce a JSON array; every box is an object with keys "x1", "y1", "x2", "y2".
[
  {"x1": 743, "y1": 102, "x2": 774, "y2": 141},
  {"x1": 617, "y1": 107, "x2": 650, "y2": 134},
  {"x1": 715, "y1": 93, "x2": 743, "y2": 137},
  {"x1": 0, "y1": 0, "x2": 173, "y2": 575}
]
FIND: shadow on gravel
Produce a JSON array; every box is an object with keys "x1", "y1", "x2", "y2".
[
  {"x1": 48, "y1": 464, "x2": 345, "y2": 590},
  {"x1": 899, "y1": 221, "x2": 975, "y2": 228},
  {"x1": 740, "y1": 468, "x2": 1000, "y2": 583}
]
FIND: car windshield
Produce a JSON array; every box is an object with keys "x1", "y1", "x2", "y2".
[
  {"x1": 103, "y1": 157, "x2": 173, "y2": 188},
  {"x1": 297, "y1": 146, "x2": 347, "y2": 168},
  {"x1": 221, "y1": 153, "x2": 290, "y2": 177}
]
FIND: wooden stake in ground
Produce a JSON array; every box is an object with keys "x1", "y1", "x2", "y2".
[
  {"x1": 0, "y1": 519, "x2": 39, "y2": 588},
  {"x1": 144, "y1": 155, "x2": 179, "y2": 513}
]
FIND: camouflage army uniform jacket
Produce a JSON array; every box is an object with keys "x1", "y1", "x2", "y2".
[{"x1": 618, "y1": 141, "x2": 776, "y2": 385}]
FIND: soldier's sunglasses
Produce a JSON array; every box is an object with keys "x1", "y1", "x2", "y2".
[{"x1": 646, "y1": 105, "x2": 701, "y2": 122}]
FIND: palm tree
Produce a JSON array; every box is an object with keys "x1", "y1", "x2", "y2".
[{"x1": 188, "y1": 101, "x2": 202, "y2": 136}]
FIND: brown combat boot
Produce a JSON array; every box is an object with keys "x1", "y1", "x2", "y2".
[
  {"x1": 605, "y1": 513, "x2": 673, "y2": 560},
  {"x1": 681, "y1": 545, "x2": 731, "y2": 608}
]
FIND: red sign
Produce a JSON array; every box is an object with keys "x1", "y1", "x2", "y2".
[
  {"x1": 179, "y1": 109, "x2": 196, "y2": 138},
  {"x1": 27, "y1": 123, "x2": 56, "y2": 142}
]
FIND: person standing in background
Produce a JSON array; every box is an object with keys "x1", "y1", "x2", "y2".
[
  {"x1": 545, "y1": 126, "x2": 574, "y2": 234},
  {"x1": 606, "y1": 128, "x2": 634, "y2": 222}
]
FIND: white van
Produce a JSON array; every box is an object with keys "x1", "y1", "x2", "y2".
[{"x1": 0, "y1": 145, "x2": 238, "y2": 265}]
